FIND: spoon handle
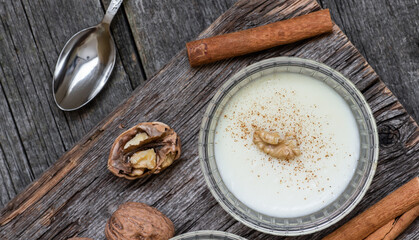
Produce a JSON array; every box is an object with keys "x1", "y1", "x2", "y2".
[{"x1": 102, "y1": 0, "x2": 123, "y2": 24}]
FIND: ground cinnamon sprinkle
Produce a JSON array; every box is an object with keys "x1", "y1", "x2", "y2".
[{"x1": 222, "y1": 88, "x2": 337, "y2": 190}]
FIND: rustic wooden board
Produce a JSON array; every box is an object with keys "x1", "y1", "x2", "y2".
[
  {"x1": 0, "y1": 0, "x2": 134, "y2": 206},
  {"x1": 1, "y1": 0, "x2": 418, "y2": 212},
  {"x1": 319, "y1": 0, "x2": 419, "y2": 122},
  {"x1": 125, "y1": 0, "x2": 419, "y2": 122},
  {"x1": 0, "y1": 0, "x2": 234, "y2": 207},
  {"x1": 0, "y1": 0, "x2": 418, "y2": 239},
  {"x1": 123, "y1": 0, "x2": 237, "y2": 77}
]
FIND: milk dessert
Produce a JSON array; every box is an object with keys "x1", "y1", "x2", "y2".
[{"x1": 214, "y1": 72, "x2": 360, "y2": 218}]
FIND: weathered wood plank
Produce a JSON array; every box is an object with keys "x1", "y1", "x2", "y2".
[
  {"x1": 0, "y1": 0, "x2": 140, "y2": 206},
  {"x1": 124, "y1": 0, "x2": 237, "y2": 77},
  {"x1": 0, "y1": 0, "x2": 236, "y2": 208},
  {"x1": 101, "y1": 0, "x2": 146, "y2": 88},
  {"x1": 319, "y1": 0, "x2": 419, "y2": 122},
  {"x1": 2, "y1": 0, "x2": 418, "y2": 216},
  {"x1": 123, "y1": 0, "x2": 419, "y2": 123},
  {"x1": 0, "y1": 82, "x2": 32, "y2": 206},
  {"x1": 0, "y1": 0, "x2": 417, "y2": 239}
]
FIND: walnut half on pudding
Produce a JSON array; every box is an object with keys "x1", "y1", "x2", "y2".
[
  {"x1": 108, "y1": 122, "x2": 181, "y2": 180},
  {"x1": 253, "y1": 130, "x2": 301, "y2": 160}
]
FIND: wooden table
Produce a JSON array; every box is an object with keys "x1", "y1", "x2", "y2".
[{"x1": 0, "y1": 0, "x2": 417, "y2": 239}]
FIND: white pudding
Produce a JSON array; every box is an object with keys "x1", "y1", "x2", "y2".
[{"x1": 214, "y1": 72, "x2": 360, "y2": 218}]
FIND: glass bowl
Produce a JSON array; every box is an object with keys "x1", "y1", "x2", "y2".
[
  {"x1": 170, "y1": 231, "x2": 247, "y2": 240},
  {"x1": 198, "y1": 57, "x2": 378, "y2": 236}
]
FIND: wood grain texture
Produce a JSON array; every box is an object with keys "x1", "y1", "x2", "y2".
[
  {"x1": 0, "y1": 0, "x2": 141, "y2": 207},
  {"x1": 123, "y1": 0, "x2": 237, "y2": 77},
  {"x1": 1, "y1": 0, "x2": 418, "y2": 213},
  {"x1": 0, "y1": 0, "x2": 234, "y2": 208},
  {"x1": 319, "y1": 0, "x2": 419, "y2": 122},
  {"x1": 101, "y1": 0, "x2": 146, "y2": 88},
  {"x1": 0, "y1": 0, "x2": 134, "y2": 206},
  {"x1": 0, "y1": 0, "x2": 417, "y2": 239}
]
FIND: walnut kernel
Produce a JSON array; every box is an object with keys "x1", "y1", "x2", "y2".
[
  {"x1": 253, "y1": 130, "x2": 301, "y2": 160},
  {"x1": 108, "y1": 122, "x2": 181, "y2": 180}
]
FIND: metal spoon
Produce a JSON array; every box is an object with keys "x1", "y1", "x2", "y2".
[{"x1": 53, "y1": 0, "x2": 123, "y2": 111}]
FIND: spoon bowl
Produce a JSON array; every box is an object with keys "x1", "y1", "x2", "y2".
[{"x1": 53, "y1": 0, "x2": 123, "y2": 111}]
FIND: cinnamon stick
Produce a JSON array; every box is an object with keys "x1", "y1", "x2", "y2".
[
  {"x1": 186, "y1": 9, "x2": 333, "y2": 67},
  {"x1": 364, "y1": 205, "x2": 419, "y2": 240},
  {"x1": 323, "y1": 177, "x2": 419, "y2": 240}
]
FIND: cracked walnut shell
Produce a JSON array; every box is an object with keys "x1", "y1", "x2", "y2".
[
  {"x1": 108, "y1": 122, "x2": 181, "y2": 180},
  {"x1": 253, "y1": 130, "x2": 301, "y2": 160},
  {"x1": 105, "y1": 202, "x2": 174, "y2": 240}
]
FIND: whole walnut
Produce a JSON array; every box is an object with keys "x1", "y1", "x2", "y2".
[
  {"x1": 108, "y1": 122, "x2": 181, "y2": 179},
  {"x1": 105, "y1": 202, "x2": 174, "y2": 240}
]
